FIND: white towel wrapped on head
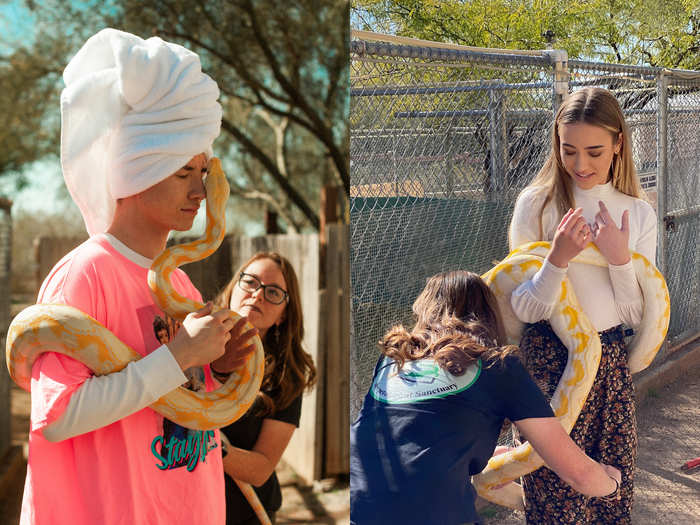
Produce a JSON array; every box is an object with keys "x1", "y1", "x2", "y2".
[{"x1": 60, "y1": 28, "x2": 222, "y2": 235}]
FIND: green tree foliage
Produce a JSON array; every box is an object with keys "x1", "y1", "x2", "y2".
[
  {"x1": 1, "y1": 0, "x2": 350, "y2": 232},
  {"x1": 352, "y1": 0, "x2": 700, "y2": 69}
]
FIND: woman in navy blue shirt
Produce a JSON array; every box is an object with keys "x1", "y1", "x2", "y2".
[{"x1": 351, "y1": 271, "x2": 621, "y2": 525}]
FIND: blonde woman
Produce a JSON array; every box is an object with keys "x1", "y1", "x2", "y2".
[{"x1": 509, "y1": 87, "x2": 657, "y2": 524}]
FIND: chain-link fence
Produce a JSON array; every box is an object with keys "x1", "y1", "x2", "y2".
[{"x1": 350, "y1": 35, "x2": 700, "y2": 419}]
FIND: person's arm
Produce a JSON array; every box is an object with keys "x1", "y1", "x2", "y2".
[
  {"x1": 608, "y1": 201, "x2": 657, "y2": 328},
  {"x1": 42, "y1": 345, "x2": 187, "y2": 442},
  {"x1": 511, "y1": 208, "x2": 590, "y2": 323},
  {"x1": 221, "y1": 419, "x2": 296, "y2": 487},
  {"x1": 495, "y1": 355, "x2": 620, "y2": 499},
  {"x1": 43, "y1": 303, "x2": 241, "y2": 442},
  {"x1": 514, "y1": 417, "x2": 620, "y2": 497}
]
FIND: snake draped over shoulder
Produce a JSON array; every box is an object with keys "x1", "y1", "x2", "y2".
[
  {"x1": 471, "y1": 241, "x2": 670, "y2": 510},
  {"x1": 6, "y1": 158, "x2": 265, "y2": 432},
  {"x1": 6, "y1": 158, "x2": 282, "y2": 524}
]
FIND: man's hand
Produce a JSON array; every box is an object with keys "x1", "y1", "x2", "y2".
[
  {"x1": 167, "y1": 302, "x2": 233, "y2": 371},
  {"x1": 211, "y1": 317, "x2": 258, "y2": 374}
]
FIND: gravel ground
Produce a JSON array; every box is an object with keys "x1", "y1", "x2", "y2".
[{"x1": 478, "y1": 368, "x2": 700, "y2": 525}]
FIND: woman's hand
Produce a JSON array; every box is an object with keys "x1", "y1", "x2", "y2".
[
  {"x1": 547, "y1": 208, "x2": 592, "y2": 268},
  {"x1": 601, "y1": 463, "x2": 622, "y2": 499},
  {"x1": 211, "y1": 316, "x2": 258, "y2": 374},
  {"x1": 493, "y1": 445, "x2": 513, "y2": 456},
  {"x1": 591, "y1": 201, "x2": 631, "y2": 265},
  {"x1": 515, "y1": 417, "x2": 624, "y2": 498}
]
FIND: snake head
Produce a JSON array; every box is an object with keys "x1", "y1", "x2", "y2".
[{"x1": 205, "y1": 157, "x2": 231, "y2": 216}]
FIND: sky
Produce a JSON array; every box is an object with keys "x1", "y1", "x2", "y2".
[{"x1": 0, "y1": 1, "x2": 34, "y2": 52}]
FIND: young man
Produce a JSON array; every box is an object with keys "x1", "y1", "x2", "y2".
[{"x1": 20, "y1": 29, "x2": 252, "y2": 525}]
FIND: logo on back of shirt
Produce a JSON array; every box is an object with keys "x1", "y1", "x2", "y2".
[{"x1": 371, "y1": 358, "x2": 481, "y2": 404}]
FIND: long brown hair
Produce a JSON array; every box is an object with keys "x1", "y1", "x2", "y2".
[
  {"x1": 215, "y1": 252, "x2": 316, "y2": 416},
  {"x1": 379, "y1": 271, "x2": 516, "y2": 375},
  {"x1": 515, "y1": 87, "x2": 644, "y2": 241}
]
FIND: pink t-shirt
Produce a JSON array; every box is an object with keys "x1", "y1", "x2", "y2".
[{"x1": 20, "y1": 235, "x2": 225, "y2": 525}]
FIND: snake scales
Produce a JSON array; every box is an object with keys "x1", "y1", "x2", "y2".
[{"x1": 471, "y1": 241, "x2": 670, "y2": 510}]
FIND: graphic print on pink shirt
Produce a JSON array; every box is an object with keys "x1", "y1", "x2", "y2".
[{"x1": 149, "y1": 309, "x2": 216, "y2": 471}]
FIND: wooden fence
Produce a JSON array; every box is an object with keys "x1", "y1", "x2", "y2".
[
  {"x1": 0, "y1": 198, "x2": 12, "y2": 459},
  {"x1": 33, "y1": 225, "x2": 350, "y2": 483}
]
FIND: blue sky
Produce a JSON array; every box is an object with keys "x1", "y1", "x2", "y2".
[{"x1": 0, "y1": 1, "x2": 35, "y2": 52}]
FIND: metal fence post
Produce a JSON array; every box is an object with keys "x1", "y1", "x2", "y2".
[
  {"x1": 488, "y1": 86, "x2": 507, "y2": 194},
  {"x1": 656, "y1": 72, "x2": 668, "y2": 277},
  {"x1": 545, "y1": 49, "x2": 569, "y2": 112}
]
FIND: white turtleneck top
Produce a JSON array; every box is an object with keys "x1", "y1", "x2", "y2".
[{"x1": 509, "y1": 181, "x2": 658, "y2": 332}]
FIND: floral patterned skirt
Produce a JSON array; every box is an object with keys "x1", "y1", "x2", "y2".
[{"x1": 519, "y1": 321, "x2": 637, "y2": 525}]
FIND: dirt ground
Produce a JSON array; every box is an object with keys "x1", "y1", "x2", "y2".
[{"x1": 479, "y1": 367, "x2": 700, "y2": 525}]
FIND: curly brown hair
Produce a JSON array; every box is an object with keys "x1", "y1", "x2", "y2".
[
  {"x1": 380, "y1": 271, "x2": 516, "y2": 375},
  {"x1": 215, "y1": 252, "x2": 316, "y2": 416}
]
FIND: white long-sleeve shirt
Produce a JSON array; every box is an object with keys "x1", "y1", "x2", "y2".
[{"x1": 509, "y1": 182, "x2": 657, "y2": 332}]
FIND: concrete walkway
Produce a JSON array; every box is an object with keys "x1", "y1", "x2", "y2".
[{"x1": 479, "y1": 351, "x2": 700, "y2": 525}]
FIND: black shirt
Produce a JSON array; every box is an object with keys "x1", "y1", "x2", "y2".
[
  {"x1": 350, "y1": 354, "x2": 554, "y2": 525},
  {"x1": 221, "y1": 391, "x2": 302, "y2": 524}
]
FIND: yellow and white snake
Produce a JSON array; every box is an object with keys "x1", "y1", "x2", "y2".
[
  {"x1": 6, "y1": 158, "x2": 272, "y2": 524},
  {"x1": 471, "y1": 241, "x2": 670, "y2": 510}
]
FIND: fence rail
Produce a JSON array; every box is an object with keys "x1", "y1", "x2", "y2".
[{"x1": 350, "y1": 35, "x2": 700, "y2": 418}]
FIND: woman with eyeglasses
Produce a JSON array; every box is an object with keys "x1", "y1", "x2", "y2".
[{"x1": 213, "y1": 252, "x2": 317, "y2": 525}]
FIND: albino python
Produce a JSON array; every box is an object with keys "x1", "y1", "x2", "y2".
[
  {"x1": 472, "y1": 241, "x2": 670, "y2": 510},
  {"x1": 6, "y1": 158, "x2": 272, "y2": 525}
]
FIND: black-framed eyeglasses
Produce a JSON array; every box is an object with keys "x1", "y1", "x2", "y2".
[{"x1": 238, "y1": 272, "x2": 289, "y2": 305}]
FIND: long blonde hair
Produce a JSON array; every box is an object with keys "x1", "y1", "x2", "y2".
[
  {"x1": 215, "y1": 252, "x2": 316, "y2": 416},
  {"x1": 516, "y1": 87, "x2": 643, "y2": 240}
]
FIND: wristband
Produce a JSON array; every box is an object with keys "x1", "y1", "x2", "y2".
[
  {"x1": 598, "y1": 476, "x2": 620, "y2": 502},
  {"x1": 210, "y1": 366, "x2": 232, "y2": 382}
]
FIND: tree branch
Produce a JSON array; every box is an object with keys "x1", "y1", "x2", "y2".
[
  {"x1": 230, "y1": 186, "x2": 300, "y2": 233},
  {"x1": 221, "y1": 116, "x2": 319, "y2": 229},
  {"x1": 244, "y1": 0, "x2": 349, "y2": 193}
]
